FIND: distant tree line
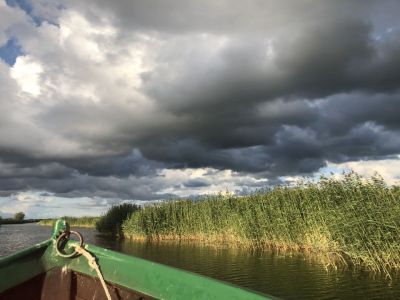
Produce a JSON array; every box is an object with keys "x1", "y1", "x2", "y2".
[{"x1": 0, "y1": 212, "x2": 41, "y2": 224}]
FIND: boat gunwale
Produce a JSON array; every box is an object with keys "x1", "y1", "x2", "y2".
[
  {"x1": 0, "y1": 239, "x2": 51, "y2": 268},
  {"x1": 0, "y1": 220, "x2": 276, "y2": 299}
]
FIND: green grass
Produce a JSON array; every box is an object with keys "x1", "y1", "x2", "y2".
[
  {"x1": 123, "y1": 173, "x2": 400, "y2": 276},
  {"x1": 38, "y1": 216, "x2": 100, "y2": 228}
]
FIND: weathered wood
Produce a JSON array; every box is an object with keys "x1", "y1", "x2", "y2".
[{"x1": 0, "y1": 268, "x2": 154, "y2": 300}]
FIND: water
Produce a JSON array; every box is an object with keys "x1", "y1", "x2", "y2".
[{"x1": 1, "y1": 223, "x2": 399, "y2": 299}]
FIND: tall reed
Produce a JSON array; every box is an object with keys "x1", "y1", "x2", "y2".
[
  {"x1": 96, "y1": 203, "x2": 140, "y2": 236},
  {"x1": 123, "y1": 173, "x2": 400, "y2": 276}
]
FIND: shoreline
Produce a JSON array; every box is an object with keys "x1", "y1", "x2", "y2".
[{"x1": 37, "y1": 217, "x2": 100, "y2": 228}]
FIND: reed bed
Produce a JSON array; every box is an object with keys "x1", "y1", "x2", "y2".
[
  {"x1": 38, "y1": 216, "x2": 100, "y2": 228},
  {"x1": 123, "y1": 173, "x2": 400, "y2": 276},
  {"x1": 39, "y1": 204, "x2": 140, "y2": 235},
  {"x1": 96, "y1": 203, "x2": 140, "y2": 236}
]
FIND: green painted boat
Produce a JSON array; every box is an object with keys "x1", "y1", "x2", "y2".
[{"x1": 0, "y1": 220, "x2": 276, "y2": 300}]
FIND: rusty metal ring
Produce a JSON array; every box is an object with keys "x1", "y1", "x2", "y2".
[{"x1": 55, "y1": 230, "x2": 83, "y2": 258}]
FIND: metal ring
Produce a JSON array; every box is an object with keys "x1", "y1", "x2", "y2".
[{"x1": 55, "y1": 230, "x2": 84, "y2": 258}]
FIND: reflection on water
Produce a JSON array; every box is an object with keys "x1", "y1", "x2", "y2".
[{"x1": 1, "y1": 223, "x2": 399, "y2": 299}]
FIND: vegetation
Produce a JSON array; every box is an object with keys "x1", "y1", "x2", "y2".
[
  {"x1": 14, "y1": 212, "x2": 25, "y2": 221},
  {"x1": 0, "y1": 212, "x2": 38, "y2": 224},
  {"x1": 38, "y1": 216, "x2": 100, "y2": 228},
  {"x1": 123, "y1": 173, "x2": 400, "y2": 276},
  {"x1": 96, "y1": 203, "x2": 140, "y2": 236},
  {"x1": 37, "y1": 204, "x2": 139, "y2": 235}
]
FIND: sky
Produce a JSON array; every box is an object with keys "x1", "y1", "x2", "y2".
[{"x1": 0, "y1": 0, "x2": 400, "y2": 218}]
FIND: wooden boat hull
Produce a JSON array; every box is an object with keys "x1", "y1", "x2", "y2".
[
  {"x1": 0, "y1": 220, "x2": 274, "y2": 300},
  {"x1": 1, "y1": 268, "x2": 154, "y2": 300}
]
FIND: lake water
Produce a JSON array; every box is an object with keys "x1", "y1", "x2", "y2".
[{"x1": 1, "y1": 223, "x2": 399, "y2": 299}]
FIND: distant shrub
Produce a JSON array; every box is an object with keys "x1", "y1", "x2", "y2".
[
  {"x1": 96, "y1": 203, "x2": 140, "y2": 236},
  {"x1": 14, "y1": 212, "x2": 25, "y2": 221}
]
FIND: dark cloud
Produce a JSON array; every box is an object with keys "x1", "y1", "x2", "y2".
[
  {"x1": 0, "y1": 167, "x2": 174, "y2": 199},
  {"x1": 182, "y1": 178, "x2": 210, "y2": 188},
  {"x1": 0, "y1": 0, "x2": 400, "y2": 205},
  {"x1": 69, "y1": 0, "x2": 400, "y2": 36}
]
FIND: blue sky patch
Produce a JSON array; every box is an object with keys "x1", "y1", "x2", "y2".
[
  {"x1": 0, "y1": 37, "x2": 23, "y2": 66},
  {"x1": 6, "y1": 0, "x2": 44, "y2": 26}
]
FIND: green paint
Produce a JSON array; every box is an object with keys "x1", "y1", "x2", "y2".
[{"x1": 0, "y1": 219, "x2": 275, "y2": 299}]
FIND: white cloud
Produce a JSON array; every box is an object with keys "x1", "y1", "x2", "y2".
[
  {"x1": 10, "y1": 56, "x2": 43, "y2": 96},
  {"x1": 158, "y1": 167, "x2": 269, "y2": 196},
  {"x1": 325, "y1": 158, "x2": 400, "y2": 185},
  {"x1": 279, "y1": 158, "x2": 400, "y2": 185},
  {"x1": 0, "y1": 0, "x2": 28, "y2": 47}
]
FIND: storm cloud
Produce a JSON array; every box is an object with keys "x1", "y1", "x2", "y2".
[{"x1": 0, "y1": 0, "x2": 400, "y2": 216}]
